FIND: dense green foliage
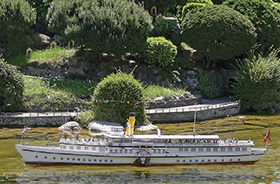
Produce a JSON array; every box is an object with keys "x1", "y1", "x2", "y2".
[
  {"x1": 180, "y1": 0, "x2": 213, "y2": 22},
  {"x1": 232, "y1": 50, "x2": 280, "y2": 112},
  {"x1": 152, "y1": 16, "x2": 176, "y2": 38},
  {"x1": 181, "y1": 5, "x2": 256, "y2": 64},
  {"x1": 197, "y1": 73, "x2": 219, "y2": 99},
  {"x1": 0, "y1": 0, "x2": 36, "y2": 57},
  {"x1": 223, "y1": 0, "x2": 280, "y2": 52},
  {"x1": 27, "y1": 0, "x2": 52, "y2": 33},
  {"x1": 92, "y1": 71, "x2": 148, "y2": 126},
  {"x1": 145, "y1": 37, "x2": 177, "y2": 67},
  {"x1": 0, "y1": 59, "x2": 24, "y2": 111},
  {"x1": 47, "y1": 0, "x2": 153, "y2": 56}
]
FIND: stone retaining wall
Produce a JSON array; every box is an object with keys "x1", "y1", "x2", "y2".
[
  {"x1": 0, "y1": 116, "x2": 70, "y2": 128},
  {"x1": 147, "y1": 101, "x2": 240, "y2": 123}
]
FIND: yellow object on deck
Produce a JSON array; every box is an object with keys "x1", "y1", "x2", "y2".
[{"x1": 125, "y1": 112, "x2": 135, "y2": 136}]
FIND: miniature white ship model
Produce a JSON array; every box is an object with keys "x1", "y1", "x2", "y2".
[{"x1": 15, "y1": 113, "x2": 267, "y2": 166}]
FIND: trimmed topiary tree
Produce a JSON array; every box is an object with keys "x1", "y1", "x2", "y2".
[
  {"x1": 47, "y1": 0, "x2": 153, "y2": 56},
  {"x1": 223, "y1": 0, "x2": 280, "y2": 53},
  {"x1": 92, "y1": 71, "x2": 148, "y2": 126},
  {"x1": 144, "y1": 37, "x2": 177, "y2": 67},
  {"x1": 0, "y1": 59, "x2": 24, "y2": 111},
  {"x1": 232, "y1": 50, "x2": 280, "y2": 112},
  {"x1": 181, "y1": 0, "x2": 213, "y2": 21},
  {"x1": 181, "y1": 5, "x2": 256, "y2": 68},
  {"x1": 0, "y1": 0, "x2": 36, "y2": 57}
]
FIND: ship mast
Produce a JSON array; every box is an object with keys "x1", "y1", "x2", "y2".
[{"x1": 193, "y1": 105, "x2": 197, "y2": 137}]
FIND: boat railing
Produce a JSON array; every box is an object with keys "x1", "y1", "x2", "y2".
[{"x1": 59, "y1": 138, "x2": 108, "y2": 146}]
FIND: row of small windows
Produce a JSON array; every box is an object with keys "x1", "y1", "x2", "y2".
[
  {"x1": 61, "y1": 145, "x2": 97, "y2": 151},
  {"x1": 110, "y1": 149, "x2": 133, "y2": 153},
  {"x1": 176, "y1": 158, "x2": 241, "y2": 163},
  {"x1": 38, "y1": 155, "x2": 113, "y2": 163},
  {"x1": 179, "y1": 147, "x2": 247, "y2": 152}
]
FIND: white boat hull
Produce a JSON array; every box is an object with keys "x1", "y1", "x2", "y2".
[{"x1": 15, "y1": 144, "x2": 266, "y2": 166}]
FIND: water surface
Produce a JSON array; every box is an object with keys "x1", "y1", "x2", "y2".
[{"x1": 0, "y1": 115, "x2": 279, "y2": 183}]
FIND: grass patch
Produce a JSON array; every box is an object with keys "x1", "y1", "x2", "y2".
[
  {"x1": 23, "y1": 76, "x2": 97, "y2": 110},
  {"x1": 7, "y1": 47, "x2": 76, "y2": 66},
  {"x1": 144, "y1": 84, "x2": 186, "y2": 99}
]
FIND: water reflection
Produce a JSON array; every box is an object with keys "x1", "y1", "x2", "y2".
[{"x1": 9, "y1": 166, "x2": 267, "y2": 184}]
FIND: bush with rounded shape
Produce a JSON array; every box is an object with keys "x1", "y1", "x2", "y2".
[
  {"x1": 222, "y1": 0, "x2": 280, "y2": 52},
  {"x1": 47, "y1": 0, "x2": 153, "y2": 56},
  {"x1": 0, "y1": 0, "x2": 36, "y2": 57},
  {"x1": 145, "y1": 37, "x2": 177, "y2": 67},
  {"x1": 92, "y1": 71, "x2": 148, "y2": 126},
  {"x1": 181, "y1": 5, "x2": 256, "y2": 64},
  {"x1": 232, "y1": 50, "x2": 280, "y2": 112},
  {"x1": 0, "y1": 59, "x2": 24, "y2": 111},
  {"x1": 182, "y1": 0, "x2": 213, "y2": 14}
]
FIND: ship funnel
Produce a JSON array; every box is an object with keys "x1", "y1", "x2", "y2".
[{"x1": 125, "y1": 112, "x2": 135, "y2": 136}]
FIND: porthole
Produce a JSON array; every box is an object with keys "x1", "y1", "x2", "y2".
[
  {"x1": 222, "y1": 159, "x2": 224, "y2": 162},
  {"x1": 99, "y1": 159, "x2": 102, "y2": 162},
  {"x1": 35, "y1": 155, "x2": 38, "y2": 158},
  {"x1": 230, "y1": 159, "x2": 232, "y2": 162},
  {"x1": 44, "y1": 156, "x2": 47, "y2": 159},
  {"x1": 105, "y1": 159, "x2": 107, "y2": 162},
  {"x1": 67, "y1": 158, "x2": 70, "y2": 160},
  {"x1": 189, "y1": 160, "x2": 192, "y2": 162},
  {"x1": 83, "y1": 159, "x2": 86, "y2": 161},
  {"x1": 183, "y1": 160, "x2": 186, "y2": 162},
  {"x1": 73, "y1": 158, "x2": 75, "y2": 161},
  {"x1": 61, "y1": 157, "x2": 63, "y2": 160},
  {"x1": 110, "y1": 160, "x2": 113, "y2": 162},
  {"x1": 195, "y1": 160, "x2": 198, "y2": 162},
  {"x1": 53, "y1": 157, "x2": 56, "y2": 160},
  {"x1": 214, "y1": 159, "x2": 217, "y2": 162},
  {"x1": 78, "y1": 158, "x2": 80, "y2": 161},
  {"x1": 202, "y1": 160, "x2": 204, "y2": 162},
  {"x1": 208, "y1": 159, "x2": 211, "y2": 162},
  {"x1": 177, "y1": 160, "x2": 180, "y2": 162},
  {"x1": 238, "y1": 159, "x2": 241, "y2": 161},
  {"x1": 94, "y1": 159, "x2": 97, "y2": 162}
]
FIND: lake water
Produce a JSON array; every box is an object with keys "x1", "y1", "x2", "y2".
[{"x1": 0, "y1": 115, "x2": 279, "y2": 184}]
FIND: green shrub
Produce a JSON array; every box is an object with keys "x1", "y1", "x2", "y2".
[
  {"x1": 145, "y1": 37, "x2": 177, "y2": 67},
  {"x1": 0, "y1": 59, "x2": 24, "y2": 111},
  {"x1": 92, "y1": 71, "x2": 148, "y2": 126},
  {"x1": 197, "y1": 72, "x2": 219, "y2": 99},
  {"x1": 152, "y1": 15, "x2": 176, "y2": 38},
  {"x1": 176, "y1": 0, "x2": 213, "y2": 23},
  {"x1": 232, "y1": 50, "x2": 280, "y2": 112},
  {"x1": 223, "y1": 0, "x2": 280, "y2": 53},
  {"x1": 47, "y1": 0, "x2": 153, "y2": 56},
  {"x1": 0, "y1": 0, "x2": 36, "y2": 57},
  {"x1": 181, "y1": 5, "x2": 256, "y2": 67},
  {"x1": 27, "y1": 0, "x2": 53, "y2": 33}
]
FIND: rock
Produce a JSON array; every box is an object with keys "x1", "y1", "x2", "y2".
[
  {"x1": 267, "y1": 107, "x2": 275, "y2": 115},
  {"x1": 33, "y1": 33, "x2": 50, "y2": 49},
  {"x1": 54, "y1": 34, "x2": 64, "y2": 45},
  {"x1": 154, "y1": 96, "x2": 166, "y2": 101},
  {"x1": 27, "y1": 60, "x2": 40, "y2": 68},
  {"x1": 272, "y1": 104, "x2": 280, "y2": 112},
  {"x1": 67, "y1": 67, "x2": 86, "y2": 79},
  {"x1": 58, "y1": 121, "x2": 81, "y2": 132}
]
